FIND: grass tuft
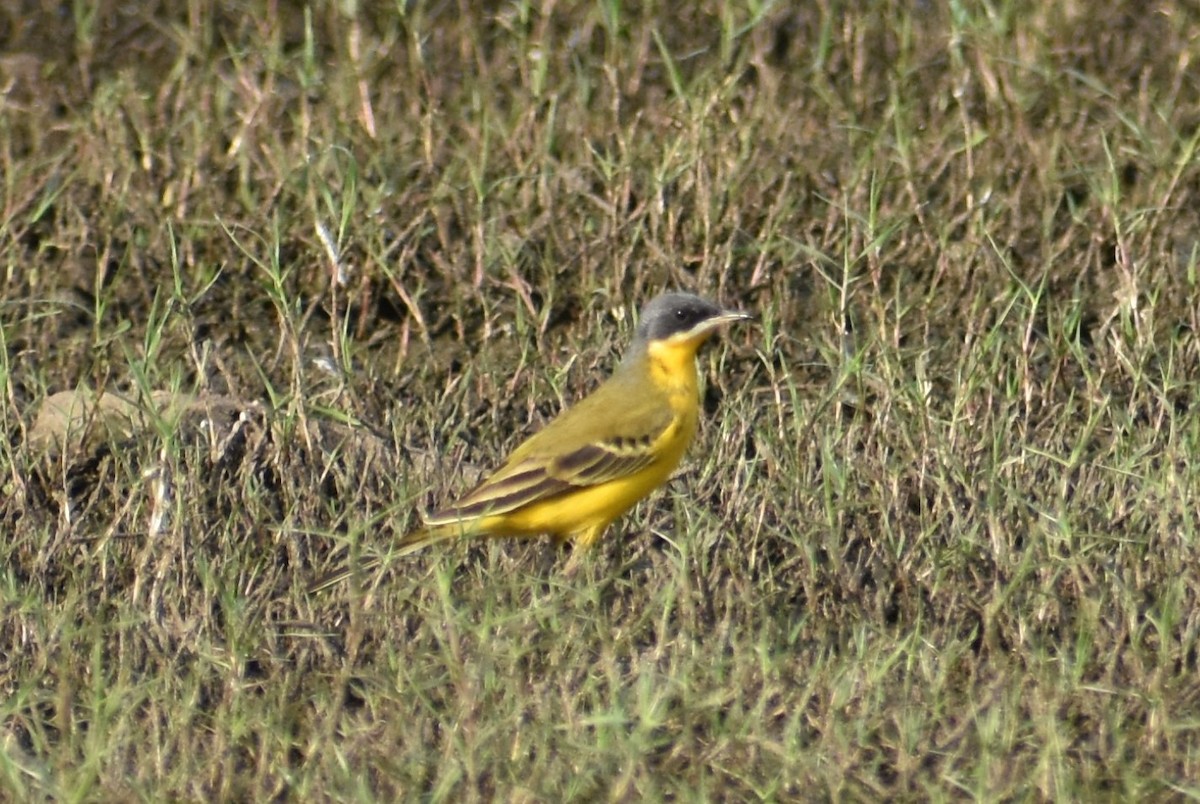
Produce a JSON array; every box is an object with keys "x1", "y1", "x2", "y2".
[{"x1": 3, "y1": 1, "x2": 1200, "y2": 799}]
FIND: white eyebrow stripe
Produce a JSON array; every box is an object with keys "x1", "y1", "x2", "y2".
[{"x1": 663, "y1": 319, "x2": 722, "y2": 342}]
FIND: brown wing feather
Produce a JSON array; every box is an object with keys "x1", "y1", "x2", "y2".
[
  {"x1": 426, "y1": 427, "x2": 670, "y2": 524},
  {"x1": 425, "y1": 359, "x2": 675, "y2": 525}
]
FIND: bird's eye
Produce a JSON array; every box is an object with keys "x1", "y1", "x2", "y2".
[{"x1": 675, "y1": 308, "x2": 688, "y2": 320}]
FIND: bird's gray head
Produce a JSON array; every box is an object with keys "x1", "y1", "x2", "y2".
[{"x1": 634, "y1": 292, "x2": 748, "y2": 343}]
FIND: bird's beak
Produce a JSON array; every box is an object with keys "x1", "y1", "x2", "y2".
[
  {"x1": 712, "y1": 309, "x2": 753, "y2": 326},
  {"x1": 686, "y1": 309, "x2": 752, "y2": 341}
]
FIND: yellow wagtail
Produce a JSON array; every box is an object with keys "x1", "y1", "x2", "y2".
[{"x1": 311, "y1": 292, "x2": 749, "y2": 591}]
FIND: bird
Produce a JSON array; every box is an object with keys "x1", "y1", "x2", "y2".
[{"x1": 309, "y1": 292, "x2": 750, "y2": 592}]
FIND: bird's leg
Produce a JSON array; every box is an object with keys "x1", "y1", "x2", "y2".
[{"x1": 562, "y1": 524, "x2": 604, "y2": 576}]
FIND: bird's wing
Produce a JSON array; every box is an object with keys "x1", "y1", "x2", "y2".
[{"x1": 426, "y1": 384, "x2": 674, "y2": 524}]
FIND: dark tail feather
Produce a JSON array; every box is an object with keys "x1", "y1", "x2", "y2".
[{"x1": 306, "y1": 524, "x2": 461, "y2": 594}]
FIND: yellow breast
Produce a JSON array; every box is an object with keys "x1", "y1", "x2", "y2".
[
  {"x1": 485, "y1": 340, "x2": 703, "y2": 540},
  {"x1": 485, "y1": 411, "x2": 693, "y2": 537}
]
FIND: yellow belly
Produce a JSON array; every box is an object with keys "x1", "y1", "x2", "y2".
[
  {"x1": 488, "y1": 460, "x2": 673, "y2": 537},
  {"x1": 478, "y1": 412, "x2": 695, "y2": 542}
]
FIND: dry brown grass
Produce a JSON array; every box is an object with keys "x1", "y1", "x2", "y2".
[{"x1": 3, "y1": 1, "x2": 1200, "y2": 799}]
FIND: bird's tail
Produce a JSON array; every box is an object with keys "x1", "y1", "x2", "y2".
[{"x1": 306, "y1": 523, "x2": 463, "y2": 594}]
